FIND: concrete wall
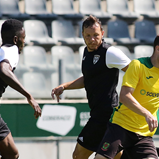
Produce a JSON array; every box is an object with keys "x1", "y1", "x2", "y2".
[{"x1": 13, "y1": 135, "x2": 159, "y2": 159}]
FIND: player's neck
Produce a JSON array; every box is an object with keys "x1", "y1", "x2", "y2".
[{"x1": 151, "y1": 54, "x2": 159, "y2": 68}]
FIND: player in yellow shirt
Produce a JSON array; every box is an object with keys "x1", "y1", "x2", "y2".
[{"x1": 94, "y1": 36, "x2": 159, "y2": 159}]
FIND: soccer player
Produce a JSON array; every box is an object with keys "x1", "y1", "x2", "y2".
[
  {"x1": 95, "y1": 36, "x2": 159, "y2": 159},
  {"x1": 0, "y1": 19, "x2": 41, "y2": 159},
  {"x1": 51, "y1": 15, "x2": 131, "y2": 159}
]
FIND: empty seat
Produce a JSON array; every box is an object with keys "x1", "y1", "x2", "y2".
[
  {"x1": 51, "y1": 20, "x2": 84, "y2": 46},
  {"x1": 107, "y1": 0, "x2": 139, "y2": 21},
  {"x1": 25, "y1": 0, "x2": 57, "y2": 19},
  {"x1": 134, "y1": 45, "x2": 153, "y2": 58},
  {"x1": 23, "y1": 46, "x2": 56, "y2": 76},
  {"x1": 79, "y1": 0, "x2": 112, "y2": 20},
  {"x1": 115, "y1": 45, "x2": 134, "y2": 60},
  {"x1": 51, "y1": 46, "x2": 86, "y2": 99},
  {"x1": 0, "y1": 0, "x2": 30, "y2": 19},
  {"x1": 2, "y1": 86, "x2": 25, "y2": 99},
  {"x1": 24, "y1": 20, "x2": 57, "y2": 46},
  {"x1": 22, "y1": 72, "x2": 50, "y2": 99},
  {"x1": 52, "y1": 0, "x2": 83, "y2": 20},
  {"x1": 135, "y1": 20, "x2": 156, "y2": 44},
  {"x1": 134, "y1": 0, "x2": 159, "y2": 19},
  {"x1": 107, "y1": 19, "x2": 140, "y2": 45}
]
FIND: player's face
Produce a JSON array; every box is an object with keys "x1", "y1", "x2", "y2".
[
  {"x1": 16, "y1": 28, "x2": 25, "y2": 53},
  {"x1": 82, "y1": 23, "x2": 104, "y2": 52}
]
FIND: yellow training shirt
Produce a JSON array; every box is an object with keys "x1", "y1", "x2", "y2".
[{"x1": 110, "y1": 57, "x2": 159, "y2": 137}]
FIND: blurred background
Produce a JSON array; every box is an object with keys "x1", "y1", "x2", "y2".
[{"x1": 0, "y1": 0, "x2": 159, "y2": 158}]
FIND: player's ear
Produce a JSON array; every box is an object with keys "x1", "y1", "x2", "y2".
[
  {"x1": 101, "y1": 30, "x2": 104, "y2": 37},
  {"x1": 13, "y1": 36, "x2": 18, "y2": 45}
]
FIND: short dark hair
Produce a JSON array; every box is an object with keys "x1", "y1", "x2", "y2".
[
  {"x1": 1, "y1": 19, "x2": 23, "y2": 44},
  {"x1": 153, "y1": 35, "x2": 159, "y2": 50},
  {"x1": 82, "y1": 15, "x2": 103, "y2": 32}
]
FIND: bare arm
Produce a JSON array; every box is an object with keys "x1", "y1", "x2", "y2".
[
  {"x1": 120, "y1": 86, "x2": 158, "y2": 132},
  {"x1": 51, "y1": 76, "x2": 84, "y2": 102},
  {"x1": 0, "y1": 61, "x2": 41, "y2": 119},
  {"x1": 121, "y1": 64, "x2": 129, "y2": 72}
]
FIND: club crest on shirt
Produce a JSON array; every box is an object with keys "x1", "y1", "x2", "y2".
[{"x1": 93, "y1": 55, "x2": 100, "y2": 64}]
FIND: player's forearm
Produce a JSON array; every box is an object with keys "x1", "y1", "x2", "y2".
[
  {"x1": 120, "y1": 88, "x2": 150, "y2": 118},
  {"x1": 0, "y1": 66, "x2": 31, "y2": 99},
  {"x1": 61, "y1": 76, "x2": 84, "y2": 90}
]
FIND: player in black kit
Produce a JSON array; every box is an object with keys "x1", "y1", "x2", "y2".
[
  {"x1": 0, "y1": 19, "x2": 41, "y2": 159},
  {"x1": 51, "y1": 15, "x2": 131, "y2": 159}
]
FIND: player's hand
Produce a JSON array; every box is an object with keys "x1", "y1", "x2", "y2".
[
  {"x1": 51, "y1": 85, "x2": 64, "y2": 102},
  {"x1": 27, "y1": 96, "x2": 42, "y2": 119},
  {"x1": 145, "y1": 112, "x2": 158, "y2": 132}
]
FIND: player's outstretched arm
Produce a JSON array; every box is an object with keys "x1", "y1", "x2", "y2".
[
  {"x1": 0, "y1": 61, "x2": 41, "y2": 118},
  {"x1": 120, "y1": 86, "x2": 158, "y2": 132},
  {"x1": 51, "y1": 76, "x2": 84, "y2": 102}
]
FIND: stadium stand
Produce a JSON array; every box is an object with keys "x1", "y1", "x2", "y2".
[
  {"x1": 24, "y1": 20, "x2": 57, "y2": 47},
  {"x1": 0, "y1": 0, "x2": 30, "y2": 20},
  {"x1": 24, "y1": 0, "x2": 57, "y2": 20},
  {"x1": 115, "y1": 45, "x2": 134, "y2": 60},
  {"x1": 79, "y1": 0, "x2": 112, "y2": 21},
  {"x1": 135, "y1": 20, "x2": 157, "y2": 44},
  {"x1": 107, "y1": 19, "x2": 140, "y2": 45},
  {"x1": 51, "y1": 45, "x2": 86, "y2": 99},
  {"x1": 2, "y1": 86, "x2": 25, "y2": 99},
  {"x1": 22, "y1": 72, "x2": 51, "y2": 99},
  {"x1": 107, "y1": 0, "x2": 139, "y2": 23},
  {"x1": 133, "y1": 0, "x2": 159, "y2": 19},
  {"x1": 134, "y1": 45, "x2": 153, "y2": 58},
  {"x1": 52, "y1": 0, "x2": 84, "y2": 20},
  {"x1": 22, "y1": 46, "x2": 56, "y2": 76},
  {"x1": 51, "y1": 19, "x2": 85, "y2": 47}
]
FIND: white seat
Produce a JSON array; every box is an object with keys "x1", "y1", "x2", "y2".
[
  {"x1": 52, "y1": 0, "x2": 83, "y2": 20},
  {"x1": 0, "y1": 0, "x2": 30, "y2": 19},
  {"x1": 107, "y1": 0, "x2": 139, "y2": 21},
  {"x1": 79, "y1": 0, "x2": 112, "y2": 20},
  {"x1": 2, "y1": 86, "x2": 24, "y2": 99},
  {"x1": 115, "y1": 45, "x2": 134, "y2": 60},
  {"x1": 134, "y1": 0, "x2": 159, "y2": 18},
  {"x1": 23, "y1": 46, "x2": 56, "y2": 78},
  {"x1": 134, "y1": 45, "x2": 153, "y2": 59},
  {"x1": 22, "y1": 72, "x2": 50, "y2": 99},
  {"x1": 51, "y1": 46, "x2": 86, "y2": 99},
  {"x1": 51, "y1": 20, "x2": 85, "y2": 46},
  {"x1": 25, "y1": 0, "x2": 57, "y2": 19},
  {"x1": 24, "y1": 20, "x2": 57, "y2": 45}
]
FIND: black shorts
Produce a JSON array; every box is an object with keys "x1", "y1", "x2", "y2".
[
  {"x1": 77, "y1": 116, "x2": 110, "y2": 152},
  {"x1": 97, "y1": 122, "x2": 158, "y2": 159},
  {"x1": 0, "y1": 116, "x2": 10, "y2": 141}
]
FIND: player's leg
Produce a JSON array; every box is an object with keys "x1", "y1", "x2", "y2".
[
  {"x1": 73, "y1": 142, "x2": 93, "y2": 159},
  {"x1": 0, "y1": 132, "x2": 19, "y2": 159}
]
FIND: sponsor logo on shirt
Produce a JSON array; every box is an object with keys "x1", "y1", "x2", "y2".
[
  {"x1": 140, "y1": 89, "x2": 159, "y2": 97},
  {"x1": 101, "y1": 142, "x2": 110, "y2": 151},
  {"x1": 93, "y1": 55, "x2": 100, "y2": 64},
  {"x1": 146, "y1": 76, "x2": 153, "y2": 79}
]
